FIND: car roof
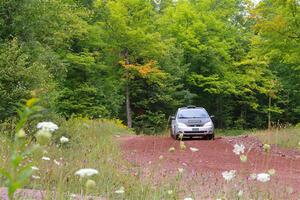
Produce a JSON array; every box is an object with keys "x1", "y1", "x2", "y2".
[{"x1": 178, "y1": 106, "x2": 205, "y2": 110}]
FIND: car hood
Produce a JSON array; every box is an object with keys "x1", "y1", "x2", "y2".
[{"x1": 177, "y1": 117, "x2": 211, "y2": 126}]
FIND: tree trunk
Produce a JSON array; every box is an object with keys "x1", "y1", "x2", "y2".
[
  {"x1": 126, "y1": 83, "x2": 132, "y2": 128},
  {"x1": 268, "y1": 96, "x2": 271, "y2": 129},
  {"x1": 124, "y1": 49, "x2": 132, "y2": 128}
]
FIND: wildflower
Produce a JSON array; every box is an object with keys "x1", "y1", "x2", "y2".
[
  {"x1": 115, "y1": 186, "x2": 125, "y2": 194},
  {"x1": 183, "y1": 197, "x2": 193, "y2": 200},
  {"x1": 54, "y1": 159, "x2": 60, "y2": 166},
  {"x1": 167, "y1": 190, "x2": 173, "y2": 195},
  {"x1": 178, "y1": 168, "x2": 184, "y2": 173},
  {"x1": 31, "y1": 166, "x2": 39, "y2": 171},
  {"x1": 42, "y1": 156, "x2": 50, "y2": 161},
  {"x1": 60, "y1": 136, "x2": 69, "y2": 144},
  {"x1": 190, "y1": 147, "x2": 199, "y2": 152},
  {"x1": 233, "y1": 144, "x2": 245, "y2": 155},
  {"x1": 85, "y1": 179, "x2": 96, "y2": 191},
  {"x1": 249, "y1": 173, "x2": 257, "y2": 180},
  {"x1": 35, "y1": 130, "x2": 52, "y2": 145},
  {"x1": 263, "y1": 144, "x2": 271, "y2": 152},
  {"x1": 240, "y1": 155, "x2": 247, "y2": 163},
  {"x1": 169, "y1": 147, "x2": 175, "y2": 152},
  {"x1": 75, "y1": 168, "x2": 99, "y2": 178},
  {"x1": 178, "y1": 133, "x2": 184, "y2": 140},
  {"x1": 159, "y1": 155, "x2": 164, "y2": 160},
  {"x1": 268, "y1": 169, "x2": 276, "y2": 176},
  {"x1": 286, "y1": 186, "x2": 293, "y2": 194},
  {"x1": 16, "y1": 129, "x2": 26, "y2": 138},
  {"x1": 180, "y1": 141, "x2": 186, "y2": 150},
  {"x1": 256, "y1": 173, "x2": 270, "y2": 182},
  {"x1": 37, "y1": 122, "x2": 58, "y2": 132},
  {"x1": 26, "y1": 97, "x2": 38, "y2": 108},
  {"x1": 238, "y1": 190, "x2": 243, "y2": 197},
  {"x1": 32, "y1": 175, "x2": 41, "y2": 179},
  {"x1": 222, "y1": 170, "x2": 236, "y2": 181}
]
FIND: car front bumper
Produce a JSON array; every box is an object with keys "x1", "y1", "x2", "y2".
[{"x1": 176, "y1": 126, "x2": 214, "y2": 135}]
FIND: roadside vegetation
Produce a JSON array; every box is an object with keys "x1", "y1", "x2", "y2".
[
  {"x1": 1, "y1": 119, "x2": 299, "y2": 199},
  {"x1": 254, "y1": 126, "x2": 300, "y2": 149},
  {"x1": 0, "y1": 101, "x2": 162, "y2": 199}
]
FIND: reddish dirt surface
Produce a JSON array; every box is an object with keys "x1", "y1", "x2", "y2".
[{"x1": 118, "y1": 135, "x2": 300, "y2": 199}]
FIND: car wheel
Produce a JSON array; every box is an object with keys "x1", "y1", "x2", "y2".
[
  {"x1": 170, "y1": 129, "x2": 176, "y2": 139},
  {"x1": 208, "y1": 134, "x2": 215, "y2": 140}
]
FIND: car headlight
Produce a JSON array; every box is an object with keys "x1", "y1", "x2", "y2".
[
  {"x1": 203, "y1": 121, "x2": 213, "y2": 128},
  {"x1": 177, "y1": 122, "x2": 187, "y2": 129}
]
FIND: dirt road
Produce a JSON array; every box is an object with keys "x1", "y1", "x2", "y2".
[{"x1": 119, "y1": 135, "x2": 300, "y2": 199}]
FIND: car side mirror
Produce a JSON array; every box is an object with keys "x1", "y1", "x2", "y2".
[
  {"x1": 170, "y1": 116, "x2": 175, "y2": 120},
  {"x1": 210, "y1": 115, "x2": 215, "y2": 119}
]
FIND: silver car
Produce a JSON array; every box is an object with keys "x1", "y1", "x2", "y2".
[{"x1": 170, "y1": 106, "x2": 214, "y2": 140}]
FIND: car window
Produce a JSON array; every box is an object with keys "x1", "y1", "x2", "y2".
[{"x1": 177, "y1": 109, "x2": 209, "y2": 118}]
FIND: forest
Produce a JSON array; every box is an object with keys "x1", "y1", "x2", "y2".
[{"x1": 0, "y1": 0, "x2": 299, "y2": 133}]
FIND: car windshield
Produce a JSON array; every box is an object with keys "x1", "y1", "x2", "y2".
[{"x1": 177, "y1": 109, "x2": 209, "y2": 119}]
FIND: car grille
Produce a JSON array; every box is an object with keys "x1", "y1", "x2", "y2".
[
  {"x1": 187, "y1": 124, "x2": 203, "y2": 127},
  {"x1": 184, "y1": 131, "x2": 207, "y2": 133}
]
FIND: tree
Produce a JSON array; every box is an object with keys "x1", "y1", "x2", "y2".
[{"x1": 252, "y1": 0, "x2": 300, "y2": 124}]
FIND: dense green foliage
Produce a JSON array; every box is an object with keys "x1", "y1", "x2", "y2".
[{"x1": 0, "y1": 0, "x2": 299, "y2": 133}]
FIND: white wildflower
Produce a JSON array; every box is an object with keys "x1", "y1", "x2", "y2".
[
  {"x1": 159, "y1": 155, "x2": 164, "y2": 160},
  {"x1": 54, "y1": 159, "x2": 60, "y2": 166},
  {"x1": 169, "y1": 147, "x2": 175, "y2": 152},
  {"x1": 42, "y1": 156, "x2": 50, "y2": 161},
  {"x1": 249, "y1": 173, "x2": 257, "y2": 180},
  {"x1": 263, "y1": 144, "x2": 271, "y2": 152},
  {"x1": 180, "y1": 141, "x2": 186, "y2": 150},
  {"x1": 115, "y1": 186, "x2": 125, "y2": 194},
  {"x1": 256, "y1": 173, "x2": 270, "y2": 182},
  {"x1": 167, "y1": 190, "x2": 173, "y2": 195},
  {"x1": 286, "y1": 186, "x2": 293, "y2": 194},
  {"x1": 183, "y1": 197, "x2": 193, "y2": 200},
  {"x1": 37, "y1": 122, "x2": 58, "y2": 132},
  {"x1": 233, "y1": 144, "x2": 245, "y2": 155},
  {"x1": 190, "y1": 147, "x2": 199, "y2": 152},
  {"x1": 268, "y1": 169, "x2": 276, "y2": 176},
  {"x1": 32, "y1": 175, "x2": 41, "y2": 179},
  {"x1": 85, "y1": 179, "x2": 96, "y2": 191},
  {"x1": 240, "y1": 155, "x2": 247, "y2": 163},
  {"x1": 35, "y1": 130, "x2": 52, "y2": 145},
  {"x1": 31, "y1": 166, "x2": 39, "y2": 171},
  {"x1": 238, "y1": 190, "x2": 243, "y2": 197},
  {"x1": 16, "y1": 129, "x2": 26, "y2": 138},
  {"x1": 60, "y1": 136, "x2": 69, "y2": 144},
  {"x1": 178, "y1": 168, "x2": 184, "y2": 173},
  {"x1": 75, "y1": 168, "x2": 99, "y2": 178},
  {"x1": 222, "y1": 170, "x2": 236, "y2": 181},
  {"x1": 178, "y1": 133, "x2": 184, "y2": 140}
]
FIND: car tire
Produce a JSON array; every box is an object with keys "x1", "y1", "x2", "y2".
[
  {"x1": 208, "y1": 134, "x2": 215, "y2": 140},
  {"x1": 170, "y1": 129, "x2": 176, "y2": 139}
]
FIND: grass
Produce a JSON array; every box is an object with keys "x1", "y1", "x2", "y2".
[
  {"x1": 0, "y1": 118, "x2": 180, "y2": 199},
  {"x1": 1, "y1": 118, "x2": 300, "y2": 199},
  {"x1": 254, "y1": 127, "x2": 300, "y2": 149},
  {"x1": 215, "y1": 129, "x2": 251, "y2": 137}
]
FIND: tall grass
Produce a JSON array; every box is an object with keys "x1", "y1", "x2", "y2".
[
  {"x1": 254, "y1": 127, "x2": 300, "y2": 148},
  {"x1": 0, "y1": 118, "x2": 180, "y2": 199}
]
